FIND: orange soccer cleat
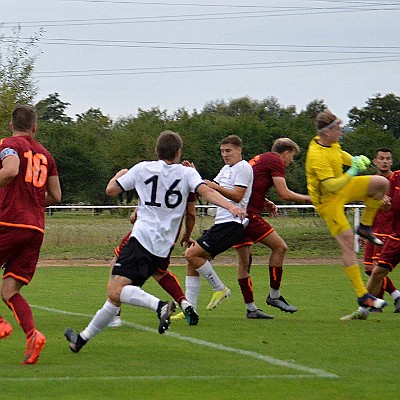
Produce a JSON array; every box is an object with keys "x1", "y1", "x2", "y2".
[
  {"x1": 21, "y1": 329, "x2": 46, "y2": 365},
  {"x1": 0, "y1": 318, "x2": 13, "y2": 339}
]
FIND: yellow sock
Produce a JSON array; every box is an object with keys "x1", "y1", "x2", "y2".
[
  {"x1": 361, "y1": 197, "x2": 382, "y2": 226},
  {"x1": 344, "y1": 264, "x2": 368, "y2": 297}
]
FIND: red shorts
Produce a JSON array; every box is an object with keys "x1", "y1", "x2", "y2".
[
  {"x1": 363, "y1": 233, "x2": 389, "y2": 264},
  {"x1": 377, "y1": 235, "x2": 400, "y2": 271},
  {"x1": 0, "y1": 227, "x2": 44, "y2": 284},
  {"x1": 234, "y1": 213, "x2": 274, "y2": 248}
]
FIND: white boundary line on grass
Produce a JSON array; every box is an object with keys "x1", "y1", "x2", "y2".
[{"x1": 31, "y1": 305, "x2": 339, "y2": 380}]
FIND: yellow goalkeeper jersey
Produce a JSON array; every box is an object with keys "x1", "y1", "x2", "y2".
[{"x1": 305, "y1": 136, "x2": 352, "y2": 205}]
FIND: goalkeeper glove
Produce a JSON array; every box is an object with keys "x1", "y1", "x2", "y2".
[{"x1": 347, "y1": 155, "x2": 370, "y2": 176}]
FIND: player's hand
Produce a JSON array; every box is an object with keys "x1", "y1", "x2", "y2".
[
  {"x1": 264, "y1": 199, "x2": 278, "y2": 218},
  {"x1": 182, "y1": 160, "x2": 196, "y2": 169},
  {"x1": 180, "y1": 237, "x2": 195, "y2": 248},
  {"x1": 228, "y1": 206, "x2": 247, "y2": 220},
  {"x1": 347, "y1": 155, "x2": 370, "y2": 176}
]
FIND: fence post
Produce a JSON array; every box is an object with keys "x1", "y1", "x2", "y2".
[{"x1": 354, "y1": 207, "x2": 361, "y2": 253}]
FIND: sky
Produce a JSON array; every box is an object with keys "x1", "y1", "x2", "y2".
[{"x1": 1, "y1": 0, "x2": 399, "y2": 123}]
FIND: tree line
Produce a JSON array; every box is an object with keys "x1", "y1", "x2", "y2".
[{"x1": 1, "y1": 29, "x2": 400, "y2": 205}]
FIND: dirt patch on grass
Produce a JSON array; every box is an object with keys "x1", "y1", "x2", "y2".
[{"x1": 37, "y1": 256, "x2": 340, "y2": 267}]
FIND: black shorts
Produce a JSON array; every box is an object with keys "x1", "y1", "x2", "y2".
[
  {"x1": 197, "y1": 222, "x2": 244, "y2": 258},
  {"x1": 112, "y1": 237, "x2": 169, "y2": 286}
]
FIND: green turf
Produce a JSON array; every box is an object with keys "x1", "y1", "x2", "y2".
[{"x1": 1, "y1": 265, "x2": 399, "y2": 399}]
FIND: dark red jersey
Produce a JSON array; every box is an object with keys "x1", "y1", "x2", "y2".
[
  {"x1": 0, "y1": 136, "x2": 58, "y2": 232},
  {"x1": 389, "y1": 170, "x2": 400, "y2": 234},
  {"x1": 247, "y1": 152, "x2": 285, "y2": 214},
  {"x1": 372, "y1": 173, "x2": 393, "y2": 235}
]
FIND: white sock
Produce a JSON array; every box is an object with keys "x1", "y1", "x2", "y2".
[
  {"x1": 269, "y1": 288, "x2": 280, "y2": 299},
  {"x1": 180, "y1": 299, "x2": 190, "y2": 313},
  {"x1": 196, "y1": 260, "x2": 225, "y2": 292},
  {"x1": 185, "y1": 276, "x2": 202, "y2": 309},
  {"x1": 81, "y1": 300, "x2": 120, "y2": 341},
  {"x1": 390, "y1": 290, "x2": 400, "y2": 300},
  {"x1": 246, "y1": 302, "x2": 257, "y2": 312},
  {"x1": 359, "y1": 306, "x2": 369, "y2": 315},
  {"x1": 120, "y1": 285, "x2": 160, "y2": 312}
]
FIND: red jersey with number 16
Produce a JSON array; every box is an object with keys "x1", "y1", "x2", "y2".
[{"x1": 0, "y1": 135, "x2": 58, "y2": 232}]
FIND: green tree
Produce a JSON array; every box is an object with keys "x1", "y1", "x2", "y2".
[
  {"x1": 348, "y1": 93, "x2": 400, "y2": 139},
  {"x1": 35, "y1": 92, "x2": 72, "y2": 124},
  {"x1": 0, "y1": 27, "x2": 42, "y2": 135}
]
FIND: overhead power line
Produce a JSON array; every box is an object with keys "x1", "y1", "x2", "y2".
[
  {"x1": 2, "y1": 4, "x2": 399, "y2": 28},
  {"x1": 34, "y1": 55, "x2": 400, "y2": 78}
]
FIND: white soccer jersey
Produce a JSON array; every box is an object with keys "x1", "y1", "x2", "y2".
[
  {"x1": 117, "y1": 160, "x2": 204, "y2": 257},
  {"x1": 213, "y1": 160, "x2": 253, "y2": 224}
]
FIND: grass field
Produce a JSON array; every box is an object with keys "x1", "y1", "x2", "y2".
[{"x1": 1, "y1": 264, "x2": 399, "y2": 399}]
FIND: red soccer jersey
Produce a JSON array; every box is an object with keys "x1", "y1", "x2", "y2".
[
  {"x1": 372, "y1": 173, "x2": 393, "y2": 235},
  {"x1": 388, "y1": 170, "x2": 400, "y2": 234},
  {"x1": 0, "y1": 136, "x2": 58, "y2": 232},
  {"x1": 247, "y1": 152, "x2": 285, "y2": 214}
]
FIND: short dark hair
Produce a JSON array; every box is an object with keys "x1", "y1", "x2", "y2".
[
  {"x1": 220, "y1": 135, "x2": 242, "y2": 148},
  {"x1": 11, "y1": 105, "x2": 37, "y2": 132},
  {"x1": 156, "y1": 130, "x2": 183, "y2": 161},
  {"x1": 375, "y1": 147, "x2": 392, "y2": 156}
]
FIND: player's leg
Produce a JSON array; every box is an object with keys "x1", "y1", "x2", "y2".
[{"x1": 235, "y1": 244, "x2": 273, "y2": 319}]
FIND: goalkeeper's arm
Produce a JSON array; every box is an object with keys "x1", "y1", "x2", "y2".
[{"x1": 322, "y1": 155, "x2": 371, "y2": 193}]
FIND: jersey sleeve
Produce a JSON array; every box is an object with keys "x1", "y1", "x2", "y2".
[
  {"x1": 117, "y1": 163, "x2": 141, "y2": 192},
  {"x1": 234, "y1": 162, "x2": 253, "y2": 188},
  {"x1": 187, "y1": 167, "x2": 205, "y2": 193}
]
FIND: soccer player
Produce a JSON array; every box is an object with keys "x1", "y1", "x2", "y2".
[
  {"x1": 0, "y1": 105, "x2": 61, "y2": 364},
  {"x1": 172, "y1": 135, "x2": 254, "y2": 320},
  {"x1": 108, "y1": 194, "x2": 199, "y2": 327},
  {"x1": 234, "y1": 138, "x2": 311, "y2": 317},
  {"x1": 305, "y1": 110, "x2": 389, "y2": 320},
  {"x1": 366, "y1": 170, "x2": 400, "y2": 308},
  {"x1": 64, "y1": 130, "x2": 246, "y2": 353},
  {"x1": 362, "y1": 148, "x2": 400, "y2": 312}
]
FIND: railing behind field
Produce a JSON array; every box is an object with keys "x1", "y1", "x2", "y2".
[{"x1": 46, "y1": 204, "x2": 364, "y2": 252}]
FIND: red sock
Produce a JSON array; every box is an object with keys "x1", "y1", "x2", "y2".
[
  {"x1": 7, "y1": 293, "x2": 35, "y2": 337},
  {"x1": 384, "y1": 276, "x2": 397, "y2": 296},
  {"x1": 269, "y1": 266, "x2": 283, "y2": 290},
  {"x1": 158, "y1": 272, "x2": 186, "y2": 306},
  {"x1": 238, "y1": 277, "x2": 254, "y2": 304}
]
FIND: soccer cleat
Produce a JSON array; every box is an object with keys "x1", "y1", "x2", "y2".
[
  {"x1": 340, "y1": 310, "x2": 368, "y2": 321},
  {"x1": 108, "y1": 315, "x2": 123, "y2": 327},
  {"x1": 21, "y1": 330, "x2": 46, "y2": 365},
  {"x1": 206, "y1": 287, "x2": 231, "y2": 310},
  {"x1": 157, "y1": 301, "x2": 176, "y2": 334},
  {"x1": 246, "y1": 309, "x2": 274, "y2": 319},
  {"x1": 64, "y1": 328, "x2": 87, "y2": 353},
  {"x1": 0, "y1": 318, "x2": 13, "y2": 339},
  {"x1": 170, "y1": 312, "x2": 185, "y2": 321},
  {"x1": 183, "y1": 305, "x2": 199, "y2": 326},
  {"x1": 266, "y1": 295, "x2": 297, "y2": 313},
  {"x1": 356, "y1": 225, "x2": 384, "y2": 246},
  {"x1": 394, "y1": 297, "x2": 400, "y2": 313},
  {"x1": 357, "y1": 293, "x2": 387, "y2": 310}
]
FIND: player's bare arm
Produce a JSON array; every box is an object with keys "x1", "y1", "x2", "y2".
[
  {"x1": 197, "y1": 183, "x2": 246, "y2": 219},
  {"x1": 0, "y1": 154, "x2": 19, "y2": 187},
  {"x1": 272, "y1": 176, "x2": 311, "y2": 203},
  {"x1": 106, "y1": 168, "x2": 129, "y2": 196},
  {"x1": 45, "y1": 175, "x2": 62, "y2": 206},
  {"x1": 203, "y1": 179, "x2": 246, "y2": 203}
]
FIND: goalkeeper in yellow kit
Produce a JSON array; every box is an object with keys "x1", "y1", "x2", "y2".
[{"x1": 305, "y1": 110, "x2": 390, "y2": 319}]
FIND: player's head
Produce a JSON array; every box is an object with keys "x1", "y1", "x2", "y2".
[
  {"x1": 373, "y1": 147, "x2": 393, "y2": 176},
  {"x1": 11, "y1": 105, "x2": 37, "y2": 135},
  {"x1": 315, "y1": 110, "x2": 343, "y2": 142},
  {"x1": 271, "y1": 137, "x2": 300, "y2": 167},
  {"x1": 219, "y1": 134, "x2": 243, "y2": 166},
  {"x1": 156, "y1": 130, "x2": 183, "y2": 162}
]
